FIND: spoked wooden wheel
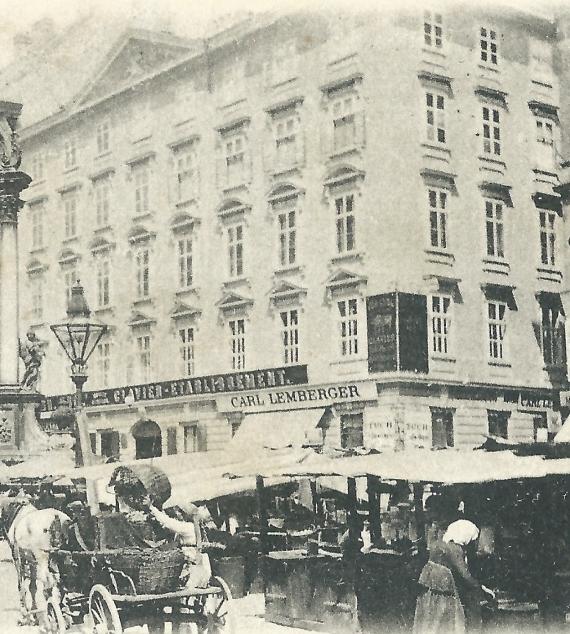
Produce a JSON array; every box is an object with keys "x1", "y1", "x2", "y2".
[
  {"x1": 89, "y1": 584, "x2": 123, "y2": 634},
  {"x1": 44, "y1": 596, "x2": 67, "y2": 633},
  {"x1": 200, "y1": 576, "x2": 234, "y2": 634}
]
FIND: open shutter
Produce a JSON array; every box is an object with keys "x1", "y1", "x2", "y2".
[{"x1": 167, "y1": 426, "x2": 178, "y2": 455}]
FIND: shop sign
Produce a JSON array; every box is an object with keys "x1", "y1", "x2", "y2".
[
  {"x1": 504, "y1": 390, "x2": 553, "y2": 410},
  {"x1": 216, "y1": 380, "x2": 378, "y2": 413},
  {"x1": 40, "y1": 364, "x2": 308, "y2": 412}
]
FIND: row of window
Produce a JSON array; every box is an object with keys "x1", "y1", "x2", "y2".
[{"x1": 79, "y1": 291, "x2": 565, "y2": 390}]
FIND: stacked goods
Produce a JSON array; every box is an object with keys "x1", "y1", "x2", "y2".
[{"x1": 109, "y1": 464, "x2": 171, "y2": 508}]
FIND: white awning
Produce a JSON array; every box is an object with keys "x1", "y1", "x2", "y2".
[{"x1": 231, "y1": 409, "x2": 327, "y2": 450}]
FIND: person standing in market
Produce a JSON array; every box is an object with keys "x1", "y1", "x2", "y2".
[{"x1": 413, "y1": 519, "x2": 495, "y2": 634}]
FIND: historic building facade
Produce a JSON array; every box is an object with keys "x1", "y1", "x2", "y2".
[{"x1": 11, "y1": 7, "x2": 569, "y2": 460}]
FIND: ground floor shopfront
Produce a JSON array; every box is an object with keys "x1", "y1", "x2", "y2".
[{"x1": 38, "y1": 364, "x2": 566, "y2": 460}]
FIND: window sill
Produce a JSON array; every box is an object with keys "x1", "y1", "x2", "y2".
[
  {"x1": 223, "y1": 277, "x2": 249, "y2": 289},
  {"x1": 222, "y1": 182, "x2": 249, "y2": 195},
  {"x1": 482, "y1": 257, "x2": 509, "y2": 276},
  {"x1": 488, "y1": 360, "x2": 511, "y2": 368},
  {"x1": 63, "y1": 165, "x2": 79, "y2": 175},
  {"x1": 132, "y1": 297, "x2": 154, "y2": 307},
  {"x1": 29, "y1": 321, "x2": 47, "y2": 330},
  {"x1": 175, "y1": 197, "x2": 198, "y2": 209},
  {"x1": 478, "y1": 155, "x2": 506, "y2": 175},
  {"x1": 328, "y1": 145, "x2": 363, "y2": 161},
  {"x1": 421, "y1": 141, "x2": 450, "y2": 155},
  {"x1": 331, "y1": 251, "x2": 364, "y2": 265},
  {"x1": 478, "y1": 63, "x2": 500, "y2": 74},
  {"x1": 94, "y1": 151, "x2": 112, "y2": 161},
  {"x1": 430, "y1": 355, "x2": 456, "y2": 364},
  {"x1": 133, "y1": 211, "x2": 153, "y2": 221},
  {"x1": 422, "y1": 47, "x2": 447, "y2": 59},
  {"x1": 274, "y1": 264, "x2": 303, "y2": 276},
  {"x1": 425, "y1": 249, "x2": 455, "y2": 266},
  {"x1": 175, "y1": 286, "x2": 199, "y2": 297},
  {"x1": 271, "y1": 162, "x2": 304, "y2": 178},
  {"x1": 29, "y1": 246, "x2": 47, "y2": 255},
  {"x1": 62, "y1": 236, "x2": 79, "y2": 244},
  {"x1": 536, "y1": 267, "x2": 562, "y2": 283},
  {"x1": 93, "y1": 305, "x2": 115, "y2": 315},
  {"x1": 94, "y1": 224, "x2": 113, "y2": 234},
  {"x1": 531, "y1": 78, "x2": 554, "y2": 90}
]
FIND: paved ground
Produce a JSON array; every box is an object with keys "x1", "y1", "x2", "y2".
[{"x1": 0, "y1": 541, "x2": 326, "y2": 634}]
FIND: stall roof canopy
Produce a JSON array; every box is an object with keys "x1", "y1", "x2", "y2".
[{"x1": 226, "y1": 448, "x2": 570, "y2": 485}]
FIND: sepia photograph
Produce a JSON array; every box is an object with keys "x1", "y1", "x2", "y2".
[{"x1": 0, "y1": 0, "x2": 569, "y2": 631}]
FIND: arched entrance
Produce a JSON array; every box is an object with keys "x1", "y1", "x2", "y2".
[{"x1": 131, "y1": 419, "x2": 162, "y2": 459}]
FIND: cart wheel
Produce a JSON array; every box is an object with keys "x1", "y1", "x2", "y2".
[
  {"x1": 201, "y1": 576, "x2": 234, "y2": 634},
  {"x1": 44, "y1": 596, "x2": 67, "y2": 633},
  {"x1": 89, "y1": 584, "x2": 123, "y2": 634}
]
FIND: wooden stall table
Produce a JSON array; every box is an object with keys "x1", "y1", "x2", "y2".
[{"x1": 265, "y1": 549, "x2": 357, "y2": 633}]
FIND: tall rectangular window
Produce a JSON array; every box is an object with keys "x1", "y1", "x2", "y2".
[
  {"x1": 424, "y1": 11, "x2": 443, "y2": 49},
  {"x1": 177, "y1": 237, "x2": 193, "y2": 289},
  {"x1": 274, "y1": 115, "x2": 298, "y2": 167},
  {"x1": 335, "y1": 193, "x2": 355, "y2": 254},
  {"x1": 96, "y1": 257, "x2": 110, "y2": 308},
  {"x1": 96, "y1": 120, "x2": 110, "y2": 155},
  {"x1": 429, "y1": 188, "x2": 448, "y2": 249},
  {"x1": 179, "y1": 327, "x2": 195, "y2": 376},
  {"x1": 183, "y1": 425, "x2": 199, "y2": 453},
  {"x1": 30, "y1": 203, "x2": 44, "y2": 250},
  {"x1": 133, "y1": 163, "x2": 150, "y2": 214},
  {"x1": 228, "y1": 224, "x2": 244, "y2": 278},
  {"x1": 175, "y1": 147, "x2": 197, "y2": 202},
  {"x1": 278, "y1": 210, "x2": 296, "y2": 267},
  {"x1": 136, "y1": 334, "x2": 152, "y2": 383},
  {"x1": 485, "y1": 199, "x2": 504, "y2": 259},
  {"x1": 64, "y1": 268, "x2": 77, "y2": 304},
  {"x1": 338, "y1": 298, "x2": 359, "y2": 357},
  {"x1": 482, "y1": 106, "x2": 501, "y2": 155},
  {"x1": 431, "y1": 408, "x2": 454, "y2": 448},
  {"x1": 64, "y1": 138, "x2": 77, "y2": 169},
  {"x1": 426, "y1": 92, "x2": 446, "y2": 144},
  {"x1": 94, "y1": 177, "x2": 111, "y2": 228},
  {"x1": 536, "y1": 118, "x2": 555, "y2": 170},
  {"x1": 135, "y1": 247, "x2": 150, "y2": 299},
  {"x1": 539, "y1": 210, "x2": 556, "y2": 267},
  {"x1": 480, "y1": 27, "x2": 498, "y2": 65},
  {"x1": 225, "y1": 135, "x2": 245, "y2": 186},
  {"x1": 487, "y1": 300, "x2": 507, "y2": 361},
  {"x1": 230, "y1": 319, "x2": 246, "y2": 370},
  {"x1": 341, "y1": 413, "x2": 364, "y2": 449},
  {"x1": 281, "y1": 309, "x2": 299, "y2": 364},
  {"x1": 430, "y1": 295, "x2": 452, "y2": 356},
  {"x1": 31, "y1": 153, "x2": 45, "y2": 181},
  {"x1": 332, "y1": 96, "x2": 356, "y2": 152},
  {"x1": 488, "y1": 410, "x2": 509, "y2": 439},
  {"x1": 541, "y1": 304, "x2": 566, "y2": 367},
  {"x1": 31, "y1": 275, "x2": 44, "y2": 321},
  {"x1": 96, "y1": 340, "x2": 111, "y2": 386},
  {"x1": 62, "y1": 192, "x2": 78, "y2": 239}
]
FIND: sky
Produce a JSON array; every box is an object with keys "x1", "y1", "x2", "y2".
[{"x1": 0, "y1": 0, "x2": 559, "y2": 68}]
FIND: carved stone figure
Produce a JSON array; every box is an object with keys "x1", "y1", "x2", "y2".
[
  {"x1": 0, "y1": 114, "x2": 22, "y2": 170},
  {"x1": 19, "y1": 331, "x2": 45, "y2": 391}
]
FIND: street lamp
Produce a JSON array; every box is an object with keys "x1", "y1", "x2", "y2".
[{"x1": 50, "y1": 282, "x2": 107, "y2": 467}]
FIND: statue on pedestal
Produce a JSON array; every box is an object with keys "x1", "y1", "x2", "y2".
[
  {"x1": 19, "y1": 330, "x2": 45, "y2": 391},
  {"x1": 0, "y1": 111, "x2": 22, "y2": 170}
]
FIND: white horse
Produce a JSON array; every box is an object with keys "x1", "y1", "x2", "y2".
[{"x1": 0, "y1": 496, "x2": 70, "y2": 627}]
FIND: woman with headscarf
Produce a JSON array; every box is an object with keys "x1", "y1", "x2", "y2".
[{"x1": 413, "y1": 519, "x2": 494, "y2": 634}]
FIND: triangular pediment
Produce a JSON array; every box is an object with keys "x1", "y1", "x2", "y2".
[
  {"x1": 270, "y1": 281, "x2": 307, "y2": 297},
  {"x1": 58, "y1": 248, "x2": 80, "y2": 265},
  {"x1": 170, "y1": 301, "x2": 201, "y2": 320},
  {"x1": 326, "y1": 268, "x2": 367, "y2": 289},
  {"x1": 128, "y1": 311, "x2": 155, "y2": 328},
  {"x1": 216, "y1": 292, "x2": 253, "y2": 310},
  {"x1": 76, "y1": 30, "x2": 194, "y2": 107}
]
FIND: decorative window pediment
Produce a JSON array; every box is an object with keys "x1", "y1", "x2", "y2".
[
  {"x1": 170, "y1": 212, "x2": 199, "y2": 234},
  {"x1": 27, "y1": 259, "x2": 48, "y2": 275},
  {"x1": 168, "y1": 134, "x2": 200, "y2": 151},
  {"x1": 423, "y1": 274, "x2": 463, "y2": 303},
  {"x1": 128, "y1": 311, "x2": 156, "y2": 328},
  {"x1": 481, "y1": 282, "x2": 517, "y2": 311},
  {"x1": 474, "y1": 85, "x2": 508, "y2": 109},
  {"x1": 268, "y1": 183, "x2": 304, "y2": 206},
  {"x1": 58, "y1": 248, "x2": 80, "y2": 267},
  {"x1": 89, "y1": 167, "x2": 115, "y2": 182},
  {"x1": 479, "y1": 181, "x2": 513, "y2": 207},
  {"x1": 418, "y1": 71, "x2": 453, "y2": 95},
  {"x1": 325, "y1": 268, "x2": 367, "y2": 296},
  {"x1": 536, "y1": 291, "x2": 564, "y2": 314},
  {"x1": 324, "y1": 165, "x2": 365, "y2": 191},
  {"x1": 57, "y1": 181, "x2": 82, "y2": 195},
  {"x1": 170, "y1": 301, "x2": 202, "y2": 321},
  {"x1": 269, "y1": 281, "x2": 307, "y2": 305},
  {"x1": 216, "y1": 117, "x2": 250, "y2": 136},
  {"x1": 216, "y1": 291, "x2": 253, "y2": 315},
  {"x1": 265, "y1": 96, "x2": 304, "y2": 116},
  {"x1": 217, "y1": 198, "x2": 250, "y2": 221},
  {"x1": 126, "y1": 151, "x2": 156, "y2": 167},
  {"x1": 128, "y1": 224, "x2": 155, "y2": 245},
  {"x1": 320, "y1": 72, "x2": 363, "y2": 97},
  {"x1": 528, "y1": 100, "x2": 559, "y2": 123},
  {"x1": 420, "y1": 168, "x2": 458, "y2": 195},
  {"x1": 89, "y1": 236, "x2": 115, "y2": 255}
]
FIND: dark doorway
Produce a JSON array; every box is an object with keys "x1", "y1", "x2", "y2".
[{"x1": 131, "y1": 419, "x2": 162, "y2": 459}]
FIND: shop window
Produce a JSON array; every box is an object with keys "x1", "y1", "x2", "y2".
[
  {"x1": 480, "y1": 26, "x2": 498, "y2": 66},
  {"x1": 100, "y1": 430, "x2": 119, "y2": 459},
  {"x1": 485, "y1": 199, "x2": 505, "y2": 259},
  {"x1": 431, "y1": 408, "x2": 454, "y2": 448},
  {"x1": 341, "y1": 413, "x2": 364, "y2": 449},
  {"x1": 183, "y1": 423, "x2": 205, "y2": 453},
  {"x1": 424, "y1": 10, "x2": 443, "y2": 49},
  {"x1": 488, "y1": 410, "x2": 509, "y2": 439}
]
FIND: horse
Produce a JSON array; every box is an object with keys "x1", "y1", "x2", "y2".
[{"x1": 0, "y1": 495, "x2": 70, "y2": 627}]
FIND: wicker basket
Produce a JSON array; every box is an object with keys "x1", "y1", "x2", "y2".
[{"x1": 110, "y1": 464, "x2": 172, "y2": 507}]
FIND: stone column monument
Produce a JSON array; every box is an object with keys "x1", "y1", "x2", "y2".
[{"x1": 0, "y1": 101, "x2": 50, "y2": 458}]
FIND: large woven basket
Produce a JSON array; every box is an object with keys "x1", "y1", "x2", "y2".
[{"x1": 110, "y1": 464, "x2": 172, "y2": 506}]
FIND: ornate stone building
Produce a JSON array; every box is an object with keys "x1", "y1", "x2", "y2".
[{"x1": 6, "y1": 7, "x2": 569, "y2": 460}]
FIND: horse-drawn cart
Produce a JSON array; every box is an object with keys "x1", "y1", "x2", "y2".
[{"x1": 45, "y1": 545, "x2": 233, "y2": 633}]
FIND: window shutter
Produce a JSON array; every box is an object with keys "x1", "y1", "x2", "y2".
[
  {"x1": 167, "y1": 426, "x2": 177, "y2": 455},
  {"x1": 355, "y1": 110, "x2": 366, "y2": 148}
]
